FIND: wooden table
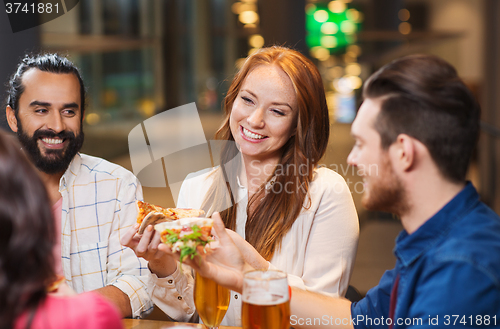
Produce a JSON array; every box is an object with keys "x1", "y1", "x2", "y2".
[{"x1": 123, "y1": 319, "x2": 241, "y2": 329}]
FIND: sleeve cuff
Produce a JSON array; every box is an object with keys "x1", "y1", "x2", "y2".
[
  {"x1": 267, "y1": 262, "x2": 307, "y2": 291},
  {"x1": 148, "y1": 263, "x2": 196, "y2": 322},
  {"x1": 112, "y1": 275, "x2": 154, "y2": 319}
]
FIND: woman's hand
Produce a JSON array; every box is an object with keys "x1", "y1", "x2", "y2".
[
  {"x1": 224, "y1": 229, "x2": 269, "y2": 270},
  {"x1": 163, "y1": 212, "x2": 254, "y2": 293},
  {"x1": 120, "y1": 223, "x2": 177, "y2": 278}
]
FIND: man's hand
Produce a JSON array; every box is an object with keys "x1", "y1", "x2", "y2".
[{"x1": 120, "y1": 223, "x2": 177, "y2": 278}]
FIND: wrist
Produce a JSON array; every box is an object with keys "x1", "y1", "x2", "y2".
[{"x1": 148, "y1": 259, "x2": 177, "y2": 278}]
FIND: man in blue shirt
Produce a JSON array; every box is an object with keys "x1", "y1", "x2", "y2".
[{"x1": 146, "y1": 54, "x2": 500, "y2": 328}]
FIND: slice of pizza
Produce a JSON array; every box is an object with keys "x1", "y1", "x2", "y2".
[
  {"x1": 136, "y1": 200, "x2": 205, "y2": 234},
  {"x1": 155, "y1": 217, "x2": 213, "y2": 266}
]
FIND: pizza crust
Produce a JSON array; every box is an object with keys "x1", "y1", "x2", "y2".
[{"x1": 136, "y1": 200, "x2": 205, "y2": 234}]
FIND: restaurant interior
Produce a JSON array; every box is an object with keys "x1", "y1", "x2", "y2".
[{"x1": 0, "y1": 0, "x2": 499, "y2": 323}]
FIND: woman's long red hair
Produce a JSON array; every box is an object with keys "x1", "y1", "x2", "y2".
[{"x1": 201, "y1": 46, "x2": 329, "y2": 260}]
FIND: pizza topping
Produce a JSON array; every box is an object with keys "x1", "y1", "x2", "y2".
[
  {"x1": 136, "y1": 200, "x2": 205, "y2": 224},
  {"x1": 156, "y1": 218, "x2": 213, "y2": 268}
]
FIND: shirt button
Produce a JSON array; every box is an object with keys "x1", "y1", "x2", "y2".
[
  {"x1": 168, "y1": 280, "x2": 173, "y2": 284},
  {"x1": 177, "y1": 296, "x2": 182, "y2": 300},
  {"x1": 234, "y1": 295, "x2": 238, "y2": 299}
]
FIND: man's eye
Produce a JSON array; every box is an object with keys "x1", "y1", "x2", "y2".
[{"x1": 35, "y1": 108, "x2": 47, "y2": 113}]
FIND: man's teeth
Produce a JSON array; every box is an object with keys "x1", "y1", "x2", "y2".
[
  {"x1": 42, "y1": 138, "x2": 63, "y2": 145},
  {"x1": 243, "y1": 127, "x2": 265, "y2": 140}
]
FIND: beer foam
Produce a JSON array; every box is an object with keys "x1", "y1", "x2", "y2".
[{"x1": 243, "y1": 292, "x2": 289, "y2": 306}]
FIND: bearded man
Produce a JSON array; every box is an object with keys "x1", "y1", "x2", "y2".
[{"x1": 5, "y1": 53, "x2": 153, "y2": 318}]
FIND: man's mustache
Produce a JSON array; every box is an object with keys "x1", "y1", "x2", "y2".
[{"x1": 32, "y1": 129, "x2": 76, "y2": 140}]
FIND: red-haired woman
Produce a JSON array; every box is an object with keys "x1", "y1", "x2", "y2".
[{"x1": 123, "y1": 46, "x2": 359, "y2": 326}]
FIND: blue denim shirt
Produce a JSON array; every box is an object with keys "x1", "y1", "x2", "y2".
[{"x1": 351, "y1": 183, "x2": 500, "y2": 328}]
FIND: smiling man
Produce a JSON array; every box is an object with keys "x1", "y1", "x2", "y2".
[{"x1": 5, "y1": 53, "x2": 152, "y2": 318}]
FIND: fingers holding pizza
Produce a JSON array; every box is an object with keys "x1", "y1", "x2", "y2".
[
  {"x1": 159, "y1": 213, "x2": 252, "y2": 293},
  {"x1": 121, "y1": 200, "x2": 207, "y2": 277}
]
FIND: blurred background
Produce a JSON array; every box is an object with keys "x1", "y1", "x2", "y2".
[{"x1": 1, "y1": 0, "x2": 499, "y2": 310}]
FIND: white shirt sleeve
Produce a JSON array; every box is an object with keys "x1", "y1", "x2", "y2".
[
  {"x1": 149, "y1": 171, "x2": 209, "y2": 321},
  {"x1": 108, "y1": 177, "x2": 155, "y2": 318},
  {"x1": 148, "y1": 265, "x2": 197, "y2": 322}
]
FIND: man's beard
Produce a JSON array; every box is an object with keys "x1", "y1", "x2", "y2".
[
  {"x1": 362, "y1": 155, "x2": 409, "y2": 217},
  {"x1": 17, "y1": 120, "x2": 84, "y2": 175}
]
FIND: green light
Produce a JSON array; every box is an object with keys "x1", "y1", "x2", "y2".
[{"x1": 306, "y1": 3, "x2": 362, "y2": 53}]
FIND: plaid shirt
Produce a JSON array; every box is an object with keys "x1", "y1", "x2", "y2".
[{"x1": 59, "y1": 153, "x2": 153, "y2": 318}]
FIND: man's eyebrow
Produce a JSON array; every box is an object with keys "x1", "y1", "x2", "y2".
[
  {"x1": 29, "y1": 101, "x2": 51, "y2": 107},
  {"x1": 62, "y1": 102, "x2": 79, "y2": 109},
  {"x1": 29, "y1": 101, "x2": 79, "y2": 109},
  {"x1": 351, "y1": 132, "x2": 363, "y2": 141}
]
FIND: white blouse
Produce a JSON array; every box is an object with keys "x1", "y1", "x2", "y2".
[{"x1": 148, "y1": 167, "x2": 359, "y2": 326}]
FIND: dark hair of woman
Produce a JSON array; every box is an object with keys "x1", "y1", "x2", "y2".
[
  {"x1": 201, "y1": 46, "x2": 330, "y2": 260},
  {"x1": 0, "y1": 131, "x2": 56, "y2": 329}
]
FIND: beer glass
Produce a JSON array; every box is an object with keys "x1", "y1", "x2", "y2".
[
  {"x1": 242, "y1": 270, "x2": 290, "y2": 329},
  {"x1": 194, "y1": 272, "x2": 230, "y2": 329}
]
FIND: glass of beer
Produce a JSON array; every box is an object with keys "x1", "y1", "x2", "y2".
[
  {"x1": 194, "y1": 272, "x2": 230, "y2": 329},
  {"x1": 242, "y1": 270, "x2": 290, "y2": 329}
]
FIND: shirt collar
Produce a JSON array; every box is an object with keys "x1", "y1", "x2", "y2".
[
  {"x1": 235, "y1": 174, "x2": 277, "y2": 191},
  {"x1": 59, "y1": 153, "x2": 82, "y2": 190},
  {"x1": 236, "y1": 174, "x2": 246, "y2": 189},
  {"x1": 394, "y1": 182, "x2": 480, "y2": 267}
]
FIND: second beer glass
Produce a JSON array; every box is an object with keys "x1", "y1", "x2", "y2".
[
  {"x1": 242, "y1": 270, "x2": 290, "y2": 329},
  {"x1": 194, "y1": 272, "x2": 230, "y2": 328}
]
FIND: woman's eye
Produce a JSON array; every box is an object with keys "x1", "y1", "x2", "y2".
[
  {"x1": 272, "y1": 109, "x2": 285, "y2": 116},
  {"x1": 241, "y1": 96, "x2": 253, "y2": 104}
]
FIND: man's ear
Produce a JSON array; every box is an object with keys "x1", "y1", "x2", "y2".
[
  {"x1": 391, "y1": 134, "x2": 415, "y2": 172},
  {"x1": 6, "y1": 106, "x2": 18, "y2": 133}
]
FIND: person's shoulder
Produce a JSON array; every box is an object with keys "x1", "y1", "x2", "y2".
[
  {"x1": 40, "y1": 292, "x2": 122, "y2": 329},
  {"x1": 182, "y1": 167, "x2": 218, "y2": 188},
  {"x1": 433, "y1": 206, "x2": 500, "y2": 284},
  {"x1": 72, "y1": 292, "x2": 122, "y2": 327},
  {"x1": 78, "y1": 153, "x2": 138, "y2": 180},
  {"x1": 313, "y1": 166, "x2": 347, "y2": 181},
  {"x1": 310, "y1": 167, "x2": 351, "y2": 194}
]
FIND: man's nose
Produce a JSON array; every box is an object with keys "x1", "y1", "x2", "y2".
[
  {"x1": 347, "y1": 149, "x2": 357, "y2": 166},
  {"x1": 47, "y1": 111, "x2": 64, "y2": 132}
]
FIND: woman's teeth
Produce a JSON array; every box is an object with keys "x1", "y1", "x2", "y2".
[
  {"x1": 42, "y1": 138, "x2": 63, "y2": 145},
  {"x1": 243, "y1": 127, "x2": 265, "y2": 140}
]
